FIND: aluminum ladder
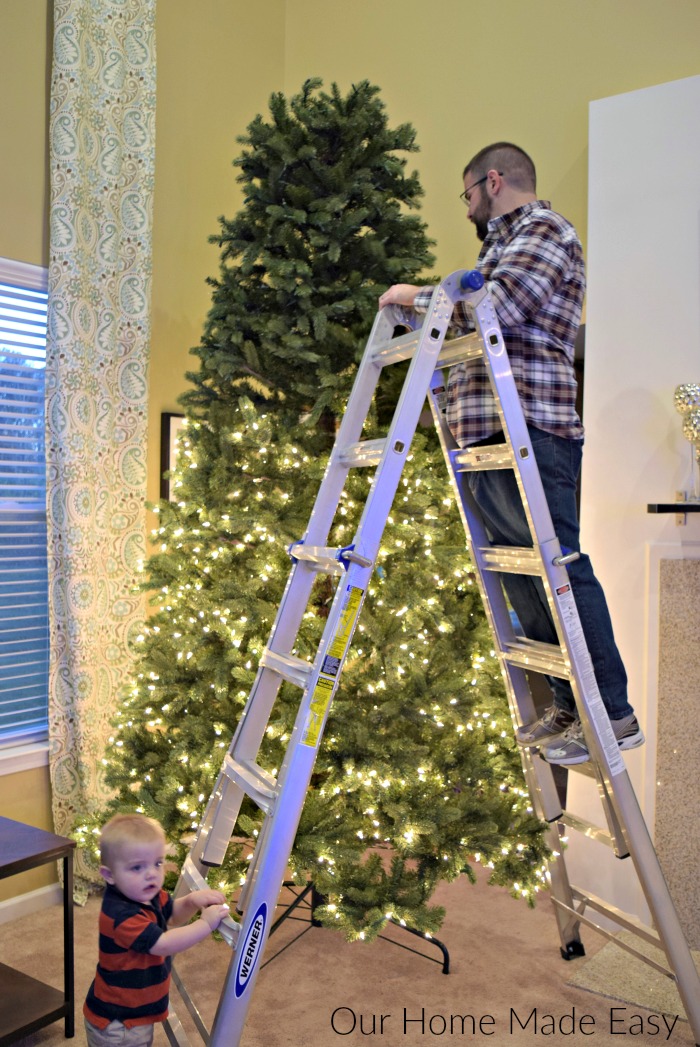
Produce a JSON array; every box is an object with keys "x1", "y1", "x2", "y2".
[
  {"x1": 165, "y1": 271, "x2": 700, "y2": 1047},
  {"x1": 426, "y1": 274, "x2": 700, "y2": 1044}
]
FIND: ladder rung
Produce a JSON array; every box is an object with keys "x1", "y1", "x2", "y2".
[
  {"x1": 560, "y1": 759, "x2": 599, "y2": 780},
  {"x1": 171, "y1": 967, "x2": 210, "y2": 1043},
  {"x1": 258, "y1": 648, "x2": 314, "y2": 688},
  {"x1": 370, "y1": 328, "x2": 421, "y2": 365},
  {"x1": 553, "y1": 889, "x2": 670, "y2": 977},
  {"x1": 369, "y1": 330, "x2": 484, "y2": 370},
  {"x1": 337, "y1": 438, "x2": 386, "y2": 467},
  {"x1": 570, "y1": 886, "x2": 663, "y2": 952},
  {"x1": 549, "y1": 899, "x2": 672, "y2": 977},
  {"x1": 502, "y1": 637, "x2": 570, "y2": 678},
  {"x1": 436, "y1": 331, "x2": 485, "y2": 367},
  {"x1": 288, "y1": 544, "x2": 372, "y2": 573},
  {"x1": 480, "y1": 545, "x2": 543, "y2": 575},
  {"x1": 180, "y1": 856, "x2": 241, "y2": 947},
  {"x1": 223, "y1": 755, "x2": 278, "y2": 814},
  {"x1": 452, "y1": 444, "x2": 514, "y2": 471},
  {"x1": 287, "y1": 545, "x2": 345, "y2": 575},
  {"x1": 558, "y1": 811, "x2": 617, "y2": 849}
]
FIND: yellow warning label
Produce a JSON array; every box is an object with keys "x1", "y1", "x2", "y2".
[
  {"x1": 326, "y1": 586, "x2": 363, "y2": 664},
  {"x1": 302, "y1": 676, "x2": 335, "y2": 748},
  {"x1": 301, "y1": 587, "x2": 364, "y2": 748}
]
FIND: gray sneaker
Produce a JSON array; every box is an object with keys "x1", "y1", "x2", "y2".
[
  {"x1": 542, "y1": 714, "x2": 645, "y2": 766},
  {"x1": 516, "y1": 704, "x2": 577, "y2": 747}
]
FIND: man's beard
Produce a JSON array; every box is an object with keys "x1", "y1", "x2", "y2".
[
  {"x1": 472, "y1": 202, "x2": 489, "y2": 240},
  {"x1": 468, "y1": 190, "x2": 491, "y2": 240}
]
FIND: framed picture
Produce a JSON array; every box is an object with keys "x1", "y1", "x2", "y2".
[{"x1": 160, "y1": 412, "x2": 186, "y2": 500}]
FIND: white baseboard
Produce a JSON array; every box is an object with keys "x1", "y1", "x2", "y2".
[{"x1": 0, "y1": 882, "x2": 62, "y2": 925}]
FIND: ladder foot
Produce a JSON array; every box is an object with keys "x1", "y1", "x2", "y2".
[{"x1": 560, "y1": 940, "x2": 586, "y2": 961}]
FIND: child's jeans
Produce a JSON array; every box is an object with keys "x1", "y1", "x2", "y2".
[{"x1": 84, "y1": 1018, "x2": 155, "y2": 1047}]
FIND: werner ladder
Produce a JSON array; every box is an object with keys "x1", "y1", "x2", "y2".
[{"x1": 165, "y1": 271, "x2": 700, "y2": 1047}]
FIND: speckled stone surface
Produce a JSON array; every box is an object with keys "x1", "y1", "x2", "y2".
[
  {"x1": 656, "y1": 558, "x2": 700, "y2": 950},
  {"x1": 569, "y1": 929, "x2": 698, "y2": 1017},
  {"x1": 567, "y1": 929, "x2": 700, "y2": 1020}
]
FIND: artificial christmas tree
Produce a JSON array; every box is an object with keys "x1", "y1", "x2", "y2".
[{"x1": 79, "y1": 80, "x2": 549, "y2": 938}]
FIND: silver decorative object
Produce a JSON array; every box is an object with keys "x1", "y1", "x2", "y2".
[
  {"x1": 674, "y1": 382, "x2": 700, "y2": 415},
  {"x1": 682, "y1": 409, "x2": 700, "y2": 445},
  {"x1": 675, "y1": 384, "x2": 700, "y2": 499}
]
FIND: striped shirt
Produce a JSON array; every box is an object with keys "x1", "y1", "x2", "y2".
[
  {"x1": 84, "y1": 885, "x2": 174, "y2": 1029},
  {"x1": 414, "y1": 201, "x2": 585, "y2": 446}
]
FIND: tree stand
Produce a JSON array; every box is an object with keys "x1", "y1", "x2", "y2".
[{"x1": 264, "y1": 881, "x2": 450, "y2": 974}]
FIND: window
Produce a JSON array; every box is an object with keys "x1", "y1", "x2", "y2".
[{"x1": 0, "y1": 258, "x2": 49, "y2": 752}]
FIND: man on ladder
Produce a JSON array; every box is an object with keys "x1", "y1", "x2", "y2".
[{"x1": 379, "y1": 141, "x2": 643, "y2": 767}]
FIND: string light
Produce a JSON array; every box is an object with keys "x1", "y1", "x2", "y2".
[{"x1": 102, "y1": 406, "x2": 550, "y2": 938}]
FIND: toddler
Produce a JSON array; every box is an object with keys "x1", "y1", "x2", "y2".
[{"x1": 84, "y1": 812, "x2": 229, "y2": 1046}]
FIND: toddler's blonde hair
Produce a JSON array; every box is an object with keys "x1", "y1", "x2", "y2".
[{"x1": 100, "y1": 812, "x2": 166, "y2": 867}]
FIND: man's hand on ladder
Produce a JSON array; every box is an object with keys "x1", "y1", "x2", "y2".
[{"x1": 378, "y1": 284, "x2": 420, "y2": 309}]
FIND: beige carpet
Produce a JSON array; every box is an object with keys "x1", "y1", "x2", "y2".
[{"x1": 0, "y1": 866, "x2": 696, "y2": 1047}]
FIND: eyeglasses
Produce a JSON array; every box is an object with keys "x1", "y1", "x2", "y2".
[{"x1": 459, "y1": 172, "x2": 503, "y2": 207}]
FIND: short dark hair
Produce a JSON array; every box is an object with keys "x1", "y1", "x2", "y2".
[{"x1": 463, "y1": 142, "x2": 536, "y2": 193}]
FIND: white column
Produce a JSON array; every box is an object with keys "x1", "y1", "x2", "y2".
[{"x1": 568, "y1": 74, "x2": 700, "y2": 923}]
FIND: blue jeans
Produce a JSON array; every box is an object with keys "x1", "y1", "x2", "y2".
[{"x1": 466, "y1": 427, "x2": 632, "y2": 720}]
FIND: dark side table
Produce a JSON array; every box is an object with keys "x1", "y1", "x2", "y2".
[{"x1": 0, "y1": 816, "x2": 75, "y2": 1044}]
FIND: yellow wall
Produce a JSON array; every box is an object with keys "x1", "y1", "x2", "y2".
[
  {"x1": 147, "y1": 0, "x2": 286, "y2": 505},
  {"x1": 283, "y1": 0, "x2": 700, "y2": 277},
  {"x1": 0, "y1": 0, "x2": 51, "y2": 266},
  {"x1": 0, "y1": 0, "x2": 698, "y2": 900}
]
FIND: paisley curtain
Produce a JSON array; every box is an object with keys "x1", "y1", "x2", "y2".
[{"x1": 46, "y1": 0, "x2": 156, "y2": 882}]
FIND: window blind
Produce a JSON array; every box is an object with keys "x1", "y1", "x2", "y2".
[{"x1": 0, "y1": 260, "x2": 49, "y2": 747}]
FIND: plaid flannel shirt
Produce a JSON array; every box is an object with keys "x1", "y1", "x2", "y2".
[{"x1": 414, "y1": 200, "x2": 585, "y2": 446}]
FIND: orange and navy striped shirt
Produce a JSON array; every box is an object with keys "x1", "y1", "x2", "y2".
[{"x1": 84, "y1": 885, "x2": 174, "y2": 1029}]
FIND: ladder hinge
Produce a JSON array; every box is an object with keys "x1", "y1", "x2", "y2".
[
  {"x1": 338, "y1": 543, "x2": 373, "y2": 569},
  {"x1": 287, "y1": 541, "x2": 372, "y2": 572}
]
